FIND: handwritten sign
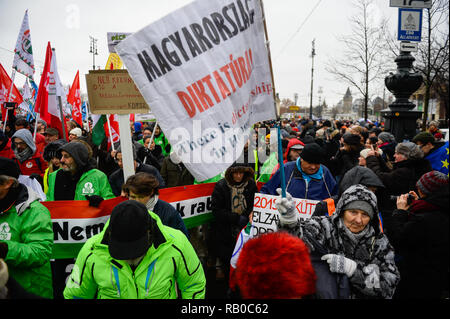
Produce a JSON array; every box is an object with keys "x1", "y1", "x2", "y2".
[
  {"x1": 85, "y1": 69, "x2": 149, "y2": 114},
  {"x1": 251, "y1": 193, "x2": 318, "y2": 236}
]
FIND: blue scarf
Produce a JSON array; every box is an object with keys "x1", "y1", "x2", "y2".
[{"x1": 296, "y1": 157, "x2": 323, "y2": 183}]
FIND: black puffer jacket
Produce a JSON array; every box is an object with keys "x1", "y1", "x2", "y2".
[{"x1": 387, "y1": 185, "x2": 449, "y2": 299}]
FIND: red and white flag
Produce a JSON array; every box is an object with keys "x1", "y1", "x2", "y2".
[
  {"x1": 0, "y1": 63, "x2": 24, "y2": 122},
  {"x1": 106, "y1": 114, "x2": 120, "y2": 147},
  {"x1": 34, "y1": 42, "x2": 66, "y2": 139},
  {"x1": 67, "y1": 70, "x2": 82, "y2": 127}
]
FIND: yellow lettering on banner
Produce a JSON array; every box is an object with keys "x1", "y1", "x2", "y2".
[{"x1": 105, "y1": 53, "x2": 123, "y2": 70}]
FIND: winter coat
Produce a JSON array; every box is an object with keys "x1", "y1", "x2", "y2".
[
  {"x1": 328, "y1": 147, "x2": 363, "y2": 180},
  {"x1": 12, "y1": 150, "x2": 47, "y2": 177},
  {"x1": 366, "y1": 156, "x2": 432, "y2": 195},
  {"x1": 261, "y1": 160, "x2": 338, "y2": 201},
  {"x1": 63, "y1": 212, "x2": 205, "y2": 299},
  {"x1": 109, "y1": 162, "x2": 165, "y2": 197},
  {"x1": 279, "y1": 184, "x2": 400, "y2": 299},
  {"x1": 137, "y1": 144, "x2": 164, "y2": 170},
  {"x1": 210, "y1": 166, "x2": 258, "y2": 261},
  {"x1": 386, "y1": 186, "x2": 449, "y2": 299},
  {"x1": 154, "y1": 133, "x2": 171, "y2": 157},
  {"x1": 160, "y1": 157, "x2": 194, "y2": 188},
  {"x1": 0, "y1": 138, "x2": 13, "y2": 159},
  {"x1": 0, "y1": 184, "x2": 53, "y2": 298},
  {"x1": 46, "y1": 168, "x2": 114, "y2": 201}
]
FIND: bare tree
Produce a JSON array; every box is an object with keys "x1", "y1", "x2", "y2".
[
  {"x1": 414, "y1": 0, "x2": 449, "y2": 128},
  {"x1": 326, "y1": 0, "x2": 389, "y2": 121},
  {"x1": 382, "y1": 0, "x2": 449, "y2": 127}
]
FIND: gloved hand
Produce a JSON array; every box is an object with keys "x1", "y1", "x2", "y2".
[
  {"x1": 275, "y1": 188, "x2": 298, "y2": 226},
  {"x1": 85, "y1": 195, "x2": 104, "y2": 207},
  {"x1": 321, "y1": 254, "x2": 357, "y2": 277}
]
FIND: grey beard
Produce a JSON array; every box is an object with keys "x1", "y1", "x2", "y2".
[{"x1": 14, "y1": 147, "x2": 33, "y2": 163}]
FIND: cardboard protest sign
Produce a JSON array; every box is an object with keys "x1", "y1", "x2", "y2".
[
  {"x1": 85, "y1": 69, "x2": 149, "y2": 114},
  {"x1": 116, "y1": 0, "x2": 276, "y2": 181},
  {"x1": 251, "y1": 193, "x2": 318, "y2": 236}
]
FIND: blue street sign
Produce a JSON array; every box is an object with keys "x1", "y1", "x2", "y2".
[{"x1": 398, "y1": 8, "x2": 423, "y2": 42}]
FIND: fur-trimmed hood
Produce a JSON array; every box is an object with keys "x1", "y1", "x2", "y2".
[{"x1": 224, "y1": 163, "x2": 255, "y2": 185}]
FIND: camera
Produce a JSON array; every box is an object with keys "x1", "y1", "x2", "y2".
[{"x1": 389, "y1": 194, "x2": 414, "y2": 205}]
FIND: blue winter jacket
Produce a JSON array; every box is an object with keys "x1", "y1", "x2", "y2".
[{"x1": 260, "y1": 160, "x2": 338, "y2": 200}]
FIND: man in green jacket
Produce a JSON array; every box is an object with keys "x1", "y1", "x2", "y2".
[
  {"x1": 46, "y1": 141, "x2": 114, "y2": 202},
  {"x1": 0, "y1": 157, "x2": 53, "y2": 298},
  {"x1": 63, "y1": 200, "x2": 206, "y2": 299}
]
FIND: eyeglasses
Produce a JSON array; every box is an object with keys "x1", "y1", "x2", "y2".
[{"x1": 14, "y1": 141, "x2": 27, "y2": 147}]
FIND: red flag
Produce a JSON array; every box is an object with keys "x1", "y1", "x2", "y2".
[
  {"x1": 67, "y1": 70, "x2": 82, "y2": 127},
  {"x1": 34, "y1": 42, "x2": 66, "y2": 139},
  {"x1": 105, "y1": 114, "x2": 120, "y2": 149},
  {"x1": 0, "y1": 63, "x2": 24, "y2": 122}
]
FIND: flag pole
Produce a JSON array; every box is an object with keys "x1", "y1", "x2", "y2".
[
  {"x1": 143, "y1": 120, "x2": 158, "y2": 163},
  {"x1": 52, "y1": 48, "x2": 67, "y2": 142}
]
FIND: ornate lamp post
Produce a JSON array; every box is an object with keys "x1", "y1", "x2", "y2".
[{"x1": 382, "y1": 50, "x2": 423, "y2": 142}]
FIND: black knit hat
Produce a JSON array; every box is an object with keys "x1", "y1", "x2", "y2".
[
  {"x1": 299, "y1": 143, "x2": 325, "y2": 164},
  {"x1": 343, "y1": 133, "x2": 361, "y2": 146},
  {"x1": 43, "y1": 139, "x2": 67, "y2": 162},
  {"x1": 108, "y1": 200, "x2": 152, "y2": 260},
  {"x1": 0, "y1": 157, "x2": 20, "y2": 179}
]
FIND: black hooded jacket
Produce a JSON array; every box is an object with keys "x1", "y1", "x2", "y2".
[{"x1": 387, "y1": 185, "x2": 449, "y2": 299}]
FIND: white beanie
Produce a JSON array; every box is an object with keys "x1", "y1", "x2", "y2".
[
  {"x1": 69, "y1": 127, "x2": 82, "y2": 137},
  {"x1": 360, "y1": 148, "x2": 383, "y2": 159}
]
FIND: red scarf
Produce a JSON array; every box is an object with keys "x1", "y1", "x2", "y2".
[{"x1": 409, "y1": 199, "x2": 440, "y2": 215}]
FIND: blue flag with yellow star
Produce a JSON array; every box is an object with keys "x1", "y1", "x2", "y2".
[{"x1": 426, "y1": 141, "x2": 449, "y2": 175}]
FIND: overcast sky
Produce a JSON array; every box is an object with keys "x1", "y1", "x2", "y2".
[{"x1": 0, "y1": 0, "x2": 400, "y2": 108}]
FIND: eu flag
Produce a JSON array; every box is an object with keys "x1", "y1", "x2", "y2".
[{"x1": 426, "y1": 141, "x2": 449, "y2": 175}]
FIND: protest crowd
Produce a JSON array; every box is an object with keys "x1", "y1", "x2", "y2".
[
  {"x1": 0, "y1": 2, "x2": 449, "y2": 302},
  {"x1": 0, "y1": 112, "x2": 449, "y2": 299}
]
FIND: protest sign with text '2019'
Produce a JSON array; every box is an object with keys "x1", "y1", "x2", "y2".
[
  {"x1": 251, "y1": 193, "x2": 318, "y2": 236},
  {"x1": 116, "y1": 0, "x2": 275, "y2": 181}
]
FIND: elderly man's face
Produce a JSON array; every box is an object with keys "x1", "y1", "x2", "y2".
[
  {"x1": 45, "y1": 134, "x2": 58, "y2": 144},
  {"x1": 300, "y1": 159, "x2": 320, "y2": 175},
  {"x1": 60, "y1": 151, "x2": 77, "y2": 173}
]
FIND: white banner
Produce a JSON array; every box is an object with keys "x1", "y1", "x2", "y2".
[
  {"x1": 116, "y1": 0, "x2": 275, "y2": 181},
  {"x1": 251, "y1": 193, "x2": 318, "y2": 237}
]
